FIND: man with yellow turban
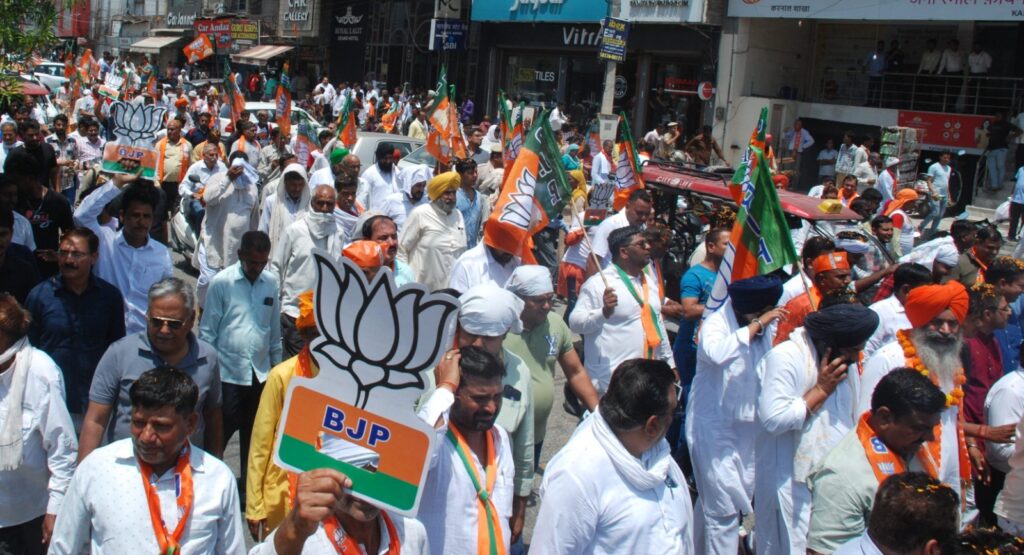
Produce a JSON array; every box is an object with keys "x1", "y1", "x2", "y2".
[
  {"x1": 398, "y1": 171, "x2": 467, "y2": 290},
  {"x1": 859, "y1": 281, "x2": 972, "y2": 502},
  {"x1": 245, "y1": 290, "x2": 320, "y2": 540}
]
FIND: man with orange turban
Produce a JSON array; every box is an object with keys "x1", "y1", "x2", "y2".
[
  {"x1": 858, "y1": 280, "x2": 972, "y2": 501},
  {"x1": 246, "y1": 290, "x2": 320, "y2": 540},
  {"x1": 774, "y1": 251, "x2": 853, "y2": 344}
]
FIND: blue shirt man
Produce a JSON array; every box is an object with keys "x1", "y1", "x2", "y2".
[
  {"x1": 455, "y1": 158, "x2": 485, "y2": 248},
  {"x1": 26, "y1": 229, "x2": 126, "y2": 416}
]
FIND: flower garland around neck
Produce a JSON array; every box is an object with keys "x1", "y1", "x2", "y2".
[{"x1": 896, "y1": 329, "x2": 966, "y2": 408}]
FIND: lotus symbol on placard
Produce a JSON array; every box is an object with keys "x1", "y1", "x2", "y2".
[
  {"x1": 110, "y1": 101, "x2": 166, "y2": 147},
  {"x1": 311, "y1": 253, "x2": 459, "y2": 408}
]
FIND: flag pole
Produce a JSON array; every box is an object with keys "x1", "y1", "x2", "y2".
[{"x1": 568, "y1": 198, "x2": 610, "y2": 290}]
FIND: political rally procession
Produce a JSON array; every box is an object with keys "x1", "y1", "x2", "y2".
[{"x1": 4, "y1": 0, "x2": 1024, "y2": 553}]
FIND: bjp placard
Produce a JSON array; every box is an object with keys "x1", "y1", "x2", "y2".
[
  {"x1": 273, "y1": 252, "x2": 460, "y2": 515},
  {"x1": 101, "y1": 101, "x2": 165, "y2": 179}
]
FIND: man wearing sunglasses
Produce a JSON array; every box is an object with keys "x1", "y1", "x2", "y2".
[
  {"x1": 77, "y1": 277, "x2": 223, "y2": 462},
  {"x1": 24, "y1": 227, "x2": 126, "y2": 427}
]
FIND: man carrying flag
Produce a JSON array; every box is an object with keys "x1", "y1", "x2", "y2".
[
  {"x1": 223, "y1": 64, "x2": 246, "y2": 129},
  {"x1": 274, "y1": 64, "x2": 292, "y2": 139}
]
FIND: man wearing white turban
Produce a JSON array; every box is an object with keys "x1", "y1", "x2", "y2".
[
  {"x1": 505, "y1": 266, "x2": 598, "y2": 459},
  {"x1": 379, "y1": 164, "x2": 430, "y2": 232},
  {"x1": 258, "y1": 163, "x2": 310, "y2": 260},
  {"x1": 446, "y1": 283, "x2": 535, "y2": 547}
]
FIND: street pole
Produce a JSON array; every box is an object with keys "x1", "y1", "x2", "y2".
[{"x1": 600, "y1": 0, "x2": 621, "y2": 115}]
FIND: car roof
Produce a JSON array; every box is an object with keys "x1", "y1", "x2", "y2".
[{"x1": 642, "y1": 162, "x2": 861, "y2": 222}]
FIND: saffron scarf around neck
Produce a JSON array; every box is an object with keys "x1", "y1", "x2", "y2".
[
  {"x1": 614, "y1": 264, "x2": 664, "y2": 358},
  {"x1": 447, "y1": 423, "x2": 506, "y2": 555}
]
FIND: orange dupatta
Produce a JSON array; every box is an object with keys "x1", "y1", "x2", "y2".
[
  {"x1": 138, "y1": 443, "x2": 194, "y2": 555},
  {"x1": 157, "y1": 138, "x2": 189, "y2": 183},
  {"x1": 447, "y1": 423, "x2": 506, "y2": 555}
]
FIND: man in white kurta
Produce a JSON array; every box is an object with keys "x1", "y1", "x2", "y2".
[
  {"x1": 755, "y1": 303, "x2": 879, "y2": 555},
  {"x1": 531, "y1": 358, "x2": 693, "y2": 555},
  {"x1": 587, "y1": 189, "x2": 652, "y2": 272},
  {"x1": 986, "y1": 365, "x2": 1024, "y2": 475},
  {"x1": 416, "y1": 347, "x2": 514, "y2": 555},
  {"x1": 863, "y1": 262, "x2": 932, "y2": 356},
  {"x1": 196, "y1": 156, "x2": 259, "y2": 307},
  {"x1": 259, "y1": 163, "x2": 310, "y2": 260},
  {"x1": 398, "y1": 172, "x2": 466, "y2": 291},
  {"x1": 357, "y1": 143, "x2": 398, "y2": 212},
  {"x1": 688, "y1": 277, "x2": 784, "y2": 555},
  {"x1": 380, "y1": 163, "x2": 430, "y2": 233},
  {"x1": 448, "y1": 242, "x2": 521, "y2": 294},
  {"x1": 569, "y1": 225, "x2": 673, "y2": 393}
]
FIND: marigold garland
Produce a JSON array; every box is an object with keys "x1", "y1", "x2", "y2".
[{"x1": 896, "y1": 330, "x2": 965, "y2": 407}]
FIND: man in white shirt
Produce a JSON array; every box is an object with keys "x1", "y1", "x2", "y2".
[
  {"x1": 259, "y1": 163, "x2": 311, "y2": 260},
  {"x1": 72, "y1": 117, "x2": 105, "y2": 172},
  {"x1": 865, "y1": 262, "x2": 933, "y2": 356},
  {"x1": 817, "y1": 138, "x2": 838, "y2": 182},
  {"x1": 939, "y1": 39, "x2": 964, "y2": 75},
  {"x1": 590, "y1": 140, "x2": 614, "y2": 207},
  {"x1": 569, "y1": 225, "x2": 674, "y2": 393},
  {"x1": 380, "y1": 163, "x2": 430, "y2": 232},
  {"x1": 754, "y1": 303, "x2": 879, "y2": 555},
  {"x1": 876, "y1": 156, "x2": 898, "y2": 207},
  {"x1": 332, "y1": 174, "x2": 362, "y2": 241},
  {"x1": 986, "y1": 364, "x2": 1024, "y2": 478},
  {"x1": 0, "y1": 121, "x2": 23, "y2": 171},
  {"x1": 689, "y1": 276, "x2": 786, "y2": 554},
  {"x1": 0, "y1": 297, "x2": 77, "y2": 554},
  {"x1": 73, "y1": 177, "x2": 173, "y2": 334},
  {"x1": 531, "y1": 358, "x2": 694, "y2": 554},
  {"x1": 398, "y1": 172, "x2": 467, "y2": 291},
  {"x1": 50, "y1": 367, "x2": 246, "y2": 555},
  {"x1": 180, "y1": 143, "x2": 228, "y2": 235},
  {"x1": 832, "y1": 472, "x2": 959, "y2": 555},
  {"x1": 230, "y1": 121, "x2": 262, "y2": 169},
  {"x1": 251, "y1": 468, "x2": 428, "y2": 554},
  {"x1": 272, "y1": 184, "x2": 344, "y2": 357},
  {"x1": 313, "y1": 76, "x2": 336, "y2": 108},
  {"x1": 968, "y1": 42, "x2": 993, "y2": 76},
  {"x1": 416, "y1": 345, "x2": 515, "y2": 555},
  {"x1": 196, "y1": 154, "x2": 259, "y2": 307},
  {"x1": 858, "y1": 282, "x2": 969, "y2": 498},
  {"x1": 587, "y1": 188, "x2": 652, "y2": 275},
  {"x1": 358, "y1": 142, "x2": 398, "y2": 212},
  {"x1": 783, "y1": 118, "x2": 815, "y2": 154},
  {"x1": 447, "y1": 240, "x2": 520, "y2": 294},
  {"x1": 834, "y1": 132, "x2": 858, "y2": 186}
]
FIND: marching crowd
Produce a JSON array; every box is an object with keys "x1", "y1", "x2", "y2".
[{"x1": 3, "y1": 62, "x2": 1024, "y2": 555}]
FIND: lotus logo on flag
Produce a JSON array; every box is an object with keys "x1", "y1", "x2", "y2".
[{"x1": 274, "y1": 253, "x2": 460, "y2": 515}]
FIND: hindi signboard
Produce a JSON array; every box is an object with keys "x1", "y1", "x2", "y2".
[{"x1": 598, "y1": 17, "x2": 629, "y2": 63}]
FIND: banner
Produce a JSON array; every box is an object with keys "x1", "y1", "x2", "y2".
[
  {"x1": 726, "y1": 0, "x2": 1024, "y2": 21},
  {"x1": 706, "y1": 107, "x2": 799, "y2": 312}
]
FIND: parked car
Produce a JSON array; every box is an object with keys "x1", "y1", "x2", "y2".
[
  {"x1": 29, "y1": 62, "x2": 67, "y2": 92},
  {"x1": 345, "y1": 133, "x2": 424, "y2": 176},
  {"x1": 395, "y1": 143, "x2": 436, "y2": 173},
  {"x1": 219, "y1": 101, "x2": 325, "y2": 142}
]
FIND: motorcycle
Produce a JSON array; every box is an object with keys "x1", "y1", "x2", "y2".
[{"x1": 169, "y1": 174, "x2": 200, "y2": 268}]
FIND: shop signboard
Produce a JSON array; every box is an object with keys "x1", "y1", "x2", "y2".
[
  {"x1": 166, "y1": 0, "x2": 201, "y2": 28},
  {"x1": 597, "y1": 17, "x2": 628, "y2": 63},
  {"x1": 334, "y1": 5, "x2": 365, "y2": 43},
  {"x1": 429, "y1": 19, "x2": 469, "y2": 51},
  {"x1": 281, "y1": 0, "x2": 315, "y2": 33},
  {"x1": 194, "y1": 18, "x2": 259, "y2": 51},
  {"x1": 471, "y1": 0, "x2": 607, "y2": 22},
  {"x1": 435, "y1": 0, "x2": 461, "y2": 18},
  {"x1": 897, "y1": 110, "x2": 990, "y2": 150},
  {"x1": 728, "y1": 0, "x2": 1024, "y2": 21},
  {"x1": 619, "y1": 0, "x2": 704, "y2": 23}
]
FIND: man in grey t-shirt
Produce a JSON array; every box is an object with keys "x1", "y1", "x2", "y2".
[{"x1": 77, "y1": 277, "x2": 223, "y2": 462}]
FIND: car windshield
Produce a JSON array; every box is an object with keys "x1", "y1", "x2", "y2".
[{"x1": 403, "y1": 145, "x2": 436, "y2": 166}]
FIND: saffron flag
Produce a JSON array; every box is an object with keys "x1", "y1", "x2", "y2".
[
  {"x1": 586, "y1": 120, "x2": 601, "y2": 160},
  {"x1": 380, "y1": 101, "x2": 401, "y2": 133},
  {"x1": 294, "y1": 121, "x2": 320, "y2": 170},
  {"x1": 425, "y1": 128, "x2": 450, "y2": 166},
  {"x1": 335, "y1": 94, "x2": 358, "y2": 148},
  {"x1": 448, "y1": 86, "x2": 467, "y2": 160},
  {"x1": 275, "y1": 63, "x2": 292, "y2": 138},
  {"x1": 705, "y1": 107, "x2": 799, "y2": 312},
  {"x1": 183, "y1": 34, "x2": 214, "y2": 64},
  {"x1": 222, "y1": 63, "x2": 246, "y2": 128},
  {"x1": 612, "y1": 112, "x2": 644, "y2": 211},
  {"x1": 426, "y1": 66, "x2": 451, "y2": 138},
  {"x1": 77, "y1": 49, "x2": 99, "y2": 85},
  {"x1": 484, "y1": 112, "x2": 573, "y2": 264},
  {"x1": 145, "y1": 75, "x2": 158, "y2": 97},
  {"x1": 500, "y1": 101, "x2": 525, "y2": 188}
]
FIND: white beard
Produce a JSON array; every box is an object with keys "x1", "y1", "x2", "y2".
[{"x1": 911, "y1": 328, "x2": 963, "y2": 392}]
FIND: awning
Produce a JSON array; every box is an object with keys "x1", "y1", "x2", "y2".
[
  {"x1": 230, "y1": 45, "x2": 294, "y2": 66},
  {"x1": 129, "y1": 35, "x2": 185, "y2": 54}
]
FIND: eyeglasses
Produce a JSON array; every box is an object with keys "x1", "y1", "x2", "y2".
[
  {"x1": 57, "y1": 249, "x2": 90, "y2": 261},
  {"x1": 148, "y1": 316, "x2": 187, "y2": 331}
]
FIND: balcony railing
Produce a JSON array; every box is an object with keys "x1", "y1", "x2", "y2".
[{"x1": 810, "y1": 70, "x2": 1024, "y2": 115}]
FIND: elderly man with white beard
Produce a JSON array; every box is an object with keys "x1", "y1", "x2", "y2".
[
  {"x1": 271, "y1": 185, "x2": 345, "y2": 357},
  {"x1": 858, "y1": 281, "x2": 971, "y2": 499},
  {"x1": 688, "y1": 275, "x2": 787, "y2": 555},
  {"x1": 754, "y1": 302, "x2": 880, "y2": 555},
  {"x1": 398, "y1": 172, "x2": 466, "y2": 291}
]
